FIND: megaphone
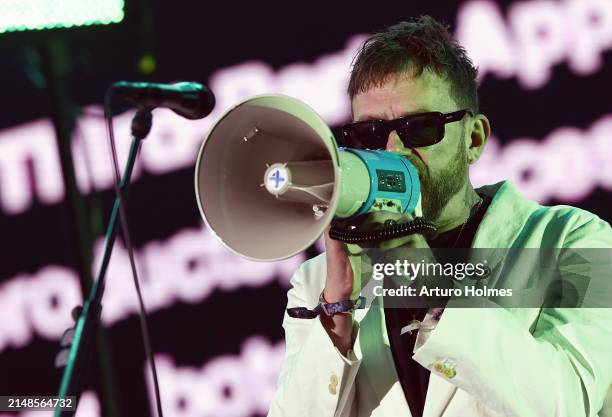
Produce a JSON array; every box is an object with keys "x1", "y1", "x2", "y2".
[{"x1": 195, "y1": 95, "x2": 436, "y2": 261}]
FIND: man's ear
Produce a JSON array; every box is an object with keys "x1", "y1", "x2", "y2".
[{"x1": 466, "y1": 114, "x2": 490, "y2": 164}]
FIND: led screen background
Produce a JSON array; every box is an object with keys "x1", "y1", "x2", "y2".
[{"x1": 0, "y1": 0, "x2": 611, "y2": 416}]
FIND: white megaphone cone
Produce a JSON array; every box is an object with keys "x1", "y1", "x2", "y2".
[{"x1": 195, "y1": 95, "x2": 434, "y2": 261}]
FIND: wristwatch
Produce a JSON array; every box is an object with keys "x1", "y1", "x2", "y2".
[{"x1": 286, "y1": 293, "x2": 366, "y2": 319}]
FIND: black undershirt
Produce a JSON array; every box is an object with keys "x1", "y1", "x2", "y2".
[{"x1": 383, "y1": 194, "x2": 491, "y2": 417}]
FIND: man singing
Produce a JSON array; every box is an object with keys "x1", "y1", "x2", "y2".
[{"x1": 267, "y1": 16, "x2": 612, "y2": 417}]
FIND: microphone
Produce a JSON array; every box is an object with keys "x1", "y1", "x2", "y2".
[{"x1": 112, "y1": 81, "x2": 216, "y2": 120}]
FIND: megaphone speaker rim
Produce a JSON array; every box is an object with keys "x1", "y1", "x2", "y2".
[{"x1": 194, "y1": 94, "x2": 341, "y2": 261}]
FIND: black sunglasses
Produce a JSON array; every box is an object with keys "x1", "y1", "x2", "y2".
[{"x1": 341, "y1": 109, "x2": 473, "y2": 150}]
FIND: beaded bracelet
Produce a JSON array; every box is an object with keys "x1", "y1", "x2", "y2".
[{"x1": 287, "y1": 293, "x2": 366, "y2": 319}]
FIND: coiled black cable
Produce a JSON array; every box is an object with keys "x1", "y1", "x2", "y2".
[{"x1": 329, "y1": 217, "x2": 437, "y2": 243}]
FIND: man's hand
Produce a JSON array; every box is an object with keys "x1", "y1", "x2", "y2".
[
  {"x1": 321, "y1": 211, "x2": 431, "y2": 356},
  {"x1": 324, "y1": 211, "x2": 431, "y2": 302},
  {"x1": 323, "y1": 226, "x2": 355, "y2": 302},
  {"x1": 358, "y1": 211, "x2": 430, "y2": 250}
]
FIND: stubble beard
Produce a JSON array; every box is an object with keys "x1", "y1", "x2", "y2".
[{"x1": 417, "y1": 140, "x2": 469, "y2": 222}]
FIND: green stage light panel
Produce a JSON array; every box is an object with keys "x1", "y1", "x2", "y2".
[{"x1": 0, "y1": 0, "x2": 124, "y2": 34}]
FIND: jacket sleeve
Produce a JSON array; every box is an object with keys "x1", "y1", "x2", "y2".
[
  {"x1": 267, "y1": 258, "x2": 362, "y2": 417},
  {"x1": 413, "y1": 213, "x2": 612, "y2": 417}
]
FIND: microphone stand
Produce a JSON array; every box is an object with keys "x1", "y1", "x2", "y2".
[{"x1": 54, "y1": 108, "x2": 152, "y2": 417}]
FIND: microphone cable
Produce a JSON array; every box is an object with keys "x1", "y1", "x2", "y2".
[{"x1": 104, "y1": 90, "x2": 164, "y2": 417}]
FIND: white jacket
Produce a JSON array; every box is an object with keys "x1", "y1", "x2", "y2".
[{"x1": 267, "y1": 181, "x2": 612, "y2": 417}]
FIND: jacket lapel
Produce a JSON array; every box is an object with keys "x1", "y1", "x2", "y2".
[
  {"x1": 420, "y1": 180, "x2": 539, "y2": 416},
  {"x1": 471, "y1": 180, "x2": 539, "y2": 249}
]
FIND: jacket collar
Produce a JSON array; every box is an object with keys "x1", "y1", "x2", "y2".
[{"x1": 472, "y1": 180, "x2": 540, "y2": 248}]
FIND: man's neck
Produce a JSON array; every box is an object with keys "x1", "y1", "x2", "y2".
[{"x1": 434, "y1": 184, "x2": 482, "y2": 233}]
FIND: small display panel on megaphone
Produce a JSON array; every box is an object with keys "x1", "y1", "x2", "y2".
[{"x1": 195, "y1": 95, "x2": 436, "y2": 261}]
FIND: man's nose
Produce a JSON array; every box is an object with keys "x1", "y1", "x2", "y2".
[{"x1": 386, "y1": 130, "x2": 404, "y2": 152}]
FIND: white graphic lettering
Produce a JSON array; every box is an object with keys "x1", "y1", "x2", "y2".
[
  {"x1": 0, "y1": 226, "x2": 302, "y2": 353},
  {"x1": 147, "y1": 337, "x2": 284, "y2": 417}
]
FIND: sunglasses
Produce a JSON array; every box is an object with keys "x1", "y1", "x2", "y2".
[{"x1": 341, "y1": 109, "x2": 473, "y2": 150}]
